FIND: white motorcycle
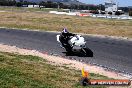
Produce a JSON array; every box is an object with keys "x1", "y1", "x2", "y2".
[{"x1": 56, "y1": 34, "x2": 93, "y2": 56}]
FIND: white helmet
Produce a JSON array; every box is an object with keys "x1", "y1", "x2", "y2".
[{"x1": 62, "y1": 28, "x2": 69, "y2": 33}]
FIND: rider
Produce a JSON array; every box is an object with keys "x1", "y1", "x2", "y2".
[{"x1": 59, "y1": 28, "x2": 75, "y2": 48}]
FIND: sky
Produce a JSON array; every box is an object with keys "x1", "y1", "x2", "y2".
[{"x1": 79, "y1": 0, "x2": 132, "y2": 7}]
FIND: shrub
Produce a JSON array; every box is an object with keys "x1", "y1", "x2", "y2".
[
  {"x1": 115, "y1": 11, "x2": 121, "y2": 15},
  {"x1": 108, "y1": 11, "x2": 112, "y2": 15}
]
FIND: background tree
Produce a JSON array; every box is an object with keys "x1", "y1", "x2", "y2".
[{"x1": 0, "y1": 0, "x2": 16, "y2": 6}]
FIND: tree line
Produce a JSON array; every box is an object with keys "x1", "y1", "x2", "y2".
[
  {"x1": 0, "y1": 0, "x2": 16, "y2": 6},
  {"x1": 0, "y1": 0, "x2": 132, "y2": 16},
  {"x1": 0, "y1": 0, "x2": 104, "y2": 10}
]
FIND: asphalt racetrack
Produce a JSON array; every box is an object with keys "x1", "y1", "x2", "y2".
[{"x1": 0, "y1": 28, "x2": 132, "y2": 75}]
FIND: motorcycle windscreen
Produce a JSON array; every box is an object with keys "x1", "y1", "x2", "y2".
[{"x1": 69, "y1": 35, "x2": 86, "y2": 46}]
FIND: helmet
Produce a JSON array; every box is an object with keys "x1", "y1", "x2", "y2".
[{"x1": 62, "y1": 28, "x2": 69, "y2": 33}]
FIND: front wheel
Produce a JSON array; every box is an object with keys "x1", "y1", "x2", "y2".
[{"x1": 81, "y1": 48, "x2": 93, "y2": 57}]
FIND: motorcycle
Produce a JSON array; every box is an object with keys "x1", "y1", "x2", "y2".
[{"x1": 56, "y1": 34, "x2": 93, "y2": 57}]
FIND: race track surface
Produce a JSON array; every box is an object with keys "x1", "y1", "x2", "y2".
[{"x1": 0, "y1": 28, "x2": 132, "y2": 75}]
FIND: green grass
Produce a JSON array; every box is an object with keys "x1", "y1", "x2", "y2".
[{"x1": 0, "y1": 52, "x2": 109, "y2": 88}]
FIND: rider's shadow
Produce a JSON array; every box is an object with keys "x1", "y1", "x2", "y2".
[{"x1": 62, "y1": 48, "x2": 93, "y2": 57}]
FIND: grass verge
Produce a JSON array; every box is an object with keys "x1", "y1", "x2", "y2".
[{"x1": 0, "y1": 52, "x2": 108, "y2": 88}]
